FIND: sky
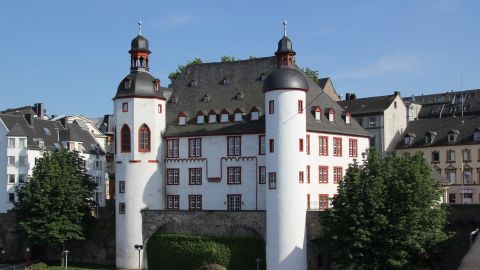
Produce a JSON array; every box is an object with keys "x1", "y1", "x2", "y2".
[{"x1": 0, "y1": 0, "x2": 479, "y2": 118}]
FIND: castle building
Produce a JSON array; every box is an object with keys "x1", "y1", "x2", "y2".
[{"x1": 113, "y1": 23, "x2": 370, "y2": 269}]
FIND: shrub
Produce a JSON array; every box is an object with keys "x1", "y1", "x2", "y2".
[{"x1": 27, "y1": 262, "x2": 48, "y2": 270}]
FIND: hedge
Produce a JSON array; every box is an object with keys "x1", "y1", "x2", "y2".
[{"x1": 147, "y1": 233, "x2": 265, "y2": 270}]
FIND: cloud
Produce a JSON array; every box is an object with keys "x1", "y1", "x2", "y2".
[
  {"x1": 336, "y1": 53, "x2": 423, "y2": 79},
  {"x1": 150, "y1": 14, "x2": 201, "y2": 29}
]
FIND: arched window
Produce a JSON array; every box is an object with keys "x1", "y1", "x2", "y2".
[
  {"x1": 121, "y1": 125, "x2": 131, "y2": 153},
  {"x1": 138, "y1": 124, "x2": 151, "y2": 152}
]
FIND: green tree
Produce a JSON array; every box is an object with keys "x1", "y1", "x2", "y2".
[
  {"x1": 303, "y1": 67, "x2": 319, "y2": 83},
  {"x1": 168, "y1": 58, "x2": 203, "y2": 85},
  {"x1": 220, "y1": 55, "x2": 237, "y2": 62},
  {"x1": 15, "y1": 150, "x2": 97, "y2": 249},
  {"x1": 321, "y1": 150, "x2": 450, "y2": 269}
]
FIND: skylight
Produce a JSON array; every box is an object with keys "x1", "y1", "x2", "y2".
[{"x1": 43, "y1": 127, "x2": 51, "y2": 135}]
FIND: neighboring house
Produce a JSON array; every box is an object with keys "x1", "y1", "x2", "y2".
[
  {"x1": 318, "y1": 77, "x2": 340, "y2": 102},
  {"x1": 338, "y1": 92, "x2": 407, "y2": 156},
  {"x1": 96, "y1": 114, "x2": 115, "y2": 200},
  {"x1": 0, "y1": 112, "x2": 106, "y2": 213},
  {"x1": 396, "y1": 115, "x2": 480, "y2": 204},
  {"x1": 112, "y1": 27, "x2": 371, "y2": 269}
]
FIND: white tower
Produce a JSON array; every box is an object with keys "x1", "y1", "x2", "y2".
[
  {"x1": 113, "y1": 23, "x2": 166, "y2": 269},
  {"x1": 263, "y1": 22, "x2": 309, "y2": 270}
]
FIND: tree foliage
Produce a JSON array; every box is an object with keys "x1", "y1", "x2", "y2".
[
  {"x1": 321, "y1": 150, "x2": 450, "y2": 269},
  {"x1": 168, "y1": 58, "x2": 203, "y2": 85},
  {"x1": 15, "y1": 150, "x2": 97, "y2": 246},
  {"x1": 303, "y1": 67, "x2": 320, "y2": 83},
  {"x1": 220, "y1": 55, "x2": 237, "y2": 62}
]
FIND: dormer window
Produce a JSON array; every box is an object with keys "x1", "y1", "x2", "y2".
[
  {"x1": 425, "y1": 131, "x2": 437, "y2": 144},
  {"x1": 235, "y1": 92, "x2": 244, "y2": 100},
  {"x1": 474, "y1": 128, "x2": 480, "y2": 141},
  {"x1": 208, "y1": 110, "x2": 217, "y2": 123},
  {"x1": 220, "y1": 109, "x2": 230, "y2": 123},
  {"x1": 447, "y1": 129, "x2": 459, "y2": 143},
  {"x1": 197, "y1": 113, "x2": 205, "y2": 124},
  {"x1": 154, "y1": 79, "x2": 160, "y2": 91},
  {"x1": 404, "y1": 133, "x2": 415, "y2": 145},
  {"x1": 260, "y1": 73, "x2": 266, "y2": 81},
  {"x1": 251, "y1": 111, "x2": 259, "y2": 121},
  {"x1": 222, "y1": 77, "x2": 230, "y2": 85},
  {"x1": 178, "y1": 112, "x2": 188, "y2": 126},
  {"x1": 327, "y1": 108, "x2": 335, "y2": 122},
  {"x1": 124, "y1": 80, "x2": 131, "y2": 89},
  {"x1": 345, "y1": 112, "x2": 352, "y2": 124},
  {"x1": 202, "y1": 95, "x2": 211, "y2": 102},
  {"x1": 314, "y1": 107, "x2": 321, "y2": 121},
  {"x1": 233, "y1": 108, "x2": 244, "y2": 122}
]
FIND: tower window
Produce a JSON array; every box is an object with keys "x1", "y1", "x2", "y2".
[
  {"x1": 158, "y1": 104, "x2": 162, "y2": 113},
  {"x1": 269, "y1": 172, "x2": 276, "y2": 189},
  {"x1": 298, "y1": 100, "x2": 303, "y2": 113},
  {"x1": 259, "y1": 135, "x2": 266, "y2": 155},
  {"x1": 259, "y1": 166, "x2": 266, "y2": 184},
  {"x1": 269, "y1": 139, "x2": 274, "y2": 153},
  {"x1": 120, "y1": 124, "x2": 131, "y2": 153},
  {"x1": 124, "y1": 81, "x2": 131, "y2": 89},
  {"x1": 299, "y1": 171, "x2": 304, "y2": 183},
  {"x1": 299, "y1": 138, "x2": 304, "y2": 152},
  {"x1": 269, "y1": 100, "x2": 274, "y2": 114},
  {"x1": 122, "y1": 102, "x2": 128, "y2": 112},
  {"x1": 119, "y1": 181, "x2": 125, "y2": 193},
  {"x1": 306, "y1": 135, "x2": 310, "y2": 154},
  {"x1": 119, "y1": 203, "x2": 126, "y2": 214},
  {"x1": 138, "y1": 124, "x2": 151, "y2": 152}
]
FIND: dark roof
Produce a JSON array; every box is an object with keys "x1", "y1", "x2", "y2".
[
  {"x1": 317, "y1": 77, "x2": 329, "y2": 89},
  {"x1": 0, "y1": 114, "x2": 103, "y2": 154},
  {"x1": 276, "y1": 36, "x2": 295, "y2": 55},
  {"x1": 164, "y1": 56, "x2": 370, "y2": 138},
  {"x1": 1, "y1": 106, "x2": 36, "y2": 117},
  {"x1": 263, "y1": 67, "x2": 309, "y2": 92},
  {"x1": 396, "y1": 115, "x2": 480, "y2": 149},
  {"x1": 338, "y1": 94, "x2": 397, "y2": 115},
  {"x1": 403, "y1": 89, "x2": 480, "y2": 119},
  {"x1": 97, "y1": 114, "x2": 114, "y2": 134},
  {"x1": 114, "y1": 71, "x2": 167, "y2": 99},
  {"x1": 130, "y1": 35, "x2": 150, "y2": 53}
]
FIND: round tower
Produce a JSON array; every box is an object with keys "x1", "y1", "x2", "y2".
[
  {"x1": 113, "y1": 22, "x2": 166, "y2": 269},
  {"x1": 263, "y1": 22, "x2": 309, "y2": 270}
]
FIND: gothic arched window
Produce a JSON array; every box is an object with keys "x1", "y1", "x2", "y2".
[
  {"x1": 138, "y1": 124, "x2": 151, "y2": 152},
  {"x1": 121, "y1": 124, "x2": 131, "y2": 153}
]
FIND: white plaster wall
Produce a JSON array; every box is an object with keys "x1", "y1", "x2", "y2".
[
  {"x1": 384, "y1": 95, "x2": 407, "y2": 154},
  {"x1": 0, "y1": 121, "x2": 7, "y2": 213},
  {"x1": 265, "y1": 90, "x2": 307, "y2": 270},
  {"x1": 114, "y1": 96, "x2": 166, "y2": 269},
  {"x1": 81, "y1": 152, "x2": 107, "y2": 207},
  {"x1": 165, "y1": 134, "x2": 266, "y2": 210}
]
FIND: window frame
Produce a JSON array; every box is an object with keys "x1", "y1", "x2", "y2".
[
  {"x1": 120, "y1": 124, "x2": 131, "y2": 153},
  {"x1": 307, "y1": 165, "x2": 310, "y2": 183},
  {"x1": 122, "y1": 102, "x2": 128, "y2": 112},
  {"x1": 333, "y1": 137, "x2": 342, "y2": 157},
  {"x1": 188, "y1": 138, "x2": 202, "y2": 158},
  {"x1": 333, "y1": 166, "x2": 343, "y2": 184},
  {"x1": 158, "y1": 104, "x2": 162, "y2": 113},
  {"x1": 7, "y1": 156, "x2": 15, "y2": 166},
  {"x1": 259, "y1": 166, "x2": 266, "y2": 184},
  {"x1": 119, "y1": 203, "x2": 126, "y2": 214},
  {"x1": 447, "y1": 150, "x2": 456, "y2": 162},
  {"x1": 227, "y1": 167, "x2": 242, "y2": 185},
  {"x1": 227, "y1": 194, "x2": 242, "y2": 211},
  {"x1": 319, "y1": 194, "x2": 329, "y2": 210},
  {"x1": 269, "y1": 100, "x2": 274, "y2": 114},
  {"x1": 369, "y1": 116, "x2": 376, "y2": 127},
  {"x1": 167, "y1": 168, "x2": 180, "y2": 185},
  {"x1": 188, "y1": 168, "x2": 202, "y2": 185},
  {"x1": 7, "y1": 138, "x2": 15, "y2": 148},
  {"x1": 258, "y1": 135, "x2": 266, "y2": 155},
  {"x1": 269, "y1": 139, "x2": 274, "y2": 153},
  {"x1": 298, "y1": 100, "x2": 303, "y2": 114},
  {"x1": 348, "y1": 138, "x2": 358, "y2": 157},
  {"x1": 167, "y1": 195, "x2": 180, "y2": 209},
  {"x1": 319, "y1": 136, "x2": 328, "y2": 156},
  {"x1": 299, "y1": 171, "x2": 304, "y2": 183},
  {"x1": 188, "y1": 195, "x2": 202, "y2": 210},
  {"x1": 166, "y1": 139, "x2": 179, "y2": 158},
  {"x1": 319, "y1": 166, "x2": 328, "y2": 183},
  {"x1": 119, "y1": 181, "x2": 125, "y2": 193},
  {"x1": 8, "y1": 174, "x2": 15, "y2": 184},
  {"x1": 268, "y1": 172, "x2": 276, "y2": 189},
  {"x1": 299, "y1": 138, "x2": 304, "y2": 152},
  {"x1": 227, "y1": 136, "x2": 242, "y2": 156}
]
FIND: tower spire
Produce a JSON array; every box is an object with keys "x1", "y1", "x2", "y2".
[
  {"x1": 283, "y1": 20, "x2": 287, "y2": 37},
  {"x1": 138, "y1": 20, "x2": 142, "y2": 35}
]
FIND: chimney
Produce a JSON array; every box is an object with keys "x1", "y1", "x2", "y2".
[
  {"x1": 345, "y1": 93, "x2": 351, "y2": 100},
  {"x1": 394, "y1": 91, "x2": 400, "y2": 96},
  {"x1": 351, "y1": 94, "x2": 356, "y2": 100},
  {"x1": 60, "y1": 118, "x2": 68, "y2": 129},
  {"x1": 34, "y1": 103, "x2": 44, "y2": 119},
  {"x1": 24, "y1": 114, "x2": 34, "y2": 126}
]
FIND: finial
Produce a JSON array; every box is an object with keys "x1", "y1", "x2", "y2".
[
  {"x1": 283, "y1": 20, "x2": 287, "y2": 37},
  {"x1": 138, "y1": 20, "x2": 143, "y2": 35}
]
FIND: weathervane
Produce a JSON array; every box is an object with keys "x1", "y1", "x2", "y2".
[
  {"x1": 138, "y1": 20, "x2": 142, "y2": 35},
  {"x1": 283, "y1": 20, "x2": 288, "y2": 37}
]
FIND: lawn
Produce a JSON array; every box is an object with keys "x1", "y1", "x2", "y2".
[{"x1": 45, "y1": 262, "x2": 114, "y2": 270}]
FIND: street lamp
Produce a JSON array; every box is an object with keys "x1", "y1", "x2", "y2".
[
  {"x1": 63, "y1": 250, "x2": 69, "y2": 270},
  {"x1": 25, "y1": 248, "x2": 31, "y2": 268},
  {"x1": 0, "y1": 248, "x2": 5, "y2": 262},
  {"x1": 134, "y1": 244, "x2": 144, "y2": 270}
]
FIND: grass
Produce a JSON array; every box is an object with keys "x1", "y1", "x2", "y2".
[{"x1": 46, "y1": 262, "x2": 114, "y2": 270}]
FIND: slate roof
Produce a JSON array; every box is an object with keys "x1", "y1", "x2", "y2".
[
  {"x1": 164, "y1": 57, "x2": 370, "y2": 138},
  {"x1": 1, "y1": 106, "x2": 36, "y2": 117},
  {"x1": 396, "y1": 115, "x2": 480, "y2": 149},
  {"x1": 114, "y1": 71, "x2": 168, "y2": 100},
  {"x1": 0, "y1": 114, "x2": 103, "y2": 154},
  {"x1": 97, "y1": 114, "x2": 114, "y2": 135},
  {"x1": 337, "y1": 94, "x2": 397, "y2": 116},
  {"x1": 403, "y1": 89, "x2": 480, "y2": 119}
]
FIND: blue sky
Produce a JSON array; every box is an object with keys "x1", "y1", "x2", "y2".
[{"x1": 1, "y1": 0, "x2": 479, "y2": 117}]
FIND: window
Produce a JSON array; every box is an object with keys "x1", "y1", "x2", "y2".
[
  {"x1": 328, "y1": 109, "x2": 335, "y2": 122},
  {"x1": 404, "y1": 136, "x2": 412, "y2": 145},
  {"x1": 269, "y1": 172, "x2": 276, "y2": 189},
  {"x1": 227, "y1": 167, "x2": 241, "y2": 184},
  {"x1": 369, "y1": 116, "x2": 376, "y2": 127},
  {"x1": 474, "y1": 130, "x2": 480, "y2": 141},
  {"x1": 19, "y1": 174, "x2": 27, "y2": 184},
  {"x1": 167, "y1": 169, "x2": 180, "y2": 185},
  {"x1": 446, "y1": 169, "x2": 456, "y2": 184},
  {"x1": 188, "y1": 138, "x2": 202, "y2": 157},
  {"x1": 306, "y1": 135, "x2": 310, "y2": 155},
  {"x1": 314, "y1": 107, "x2": 321, "y2": 121},
  {"x1": 8, "y1": 193, "x2": 15, "y2": 203},
  {"x1": 259, "y1": 166, "x2": 266, "y2": 184},
  {"x1": 431, "y1": 151, "x2": 440, "y2": 163},
  {"x1": 307, "y1": 165, "x2": 310, "y2": 183},
  {"x1": 348, "y1": 139, "x2": 357, "y2": 157},
  {"x1": 307, "y1": 194, "x2": 311, "y2": 209},
  {"x1": 462, "y1": 149, "x2": 471, "y2": 162},
  {"x1": 18, "y1": 156, "x2": 27, "y2": 167},
  {"x1": 251, "y1": 111, "x2": 259, "y2": 121},
  {"x1": 299, "y1": 138, "x2": 304, "y2": 152},
  {"x1": 178, "y1": 116, "x2": 186, "y2": 125},
  {"x1": 447, "y1": 132, "x2": 455, "y2": 143},
  {"x1": 227, "y1": 195, "x2": 242, "y2": 211},
  {"x1": 94, "y1": 160, "x2": 102, "y2": 170},
  {"x1": 8, "y1": 174, "x2": 15, "y2": 184},
  {"x1": 269, "y1": 139, "x2": 274, "y2": 153},
  {"x1": 463, "y1": 168, "x2": 473, "y2": 184},
  {"x1": 448, "y1": 193, "x2": 456, "y2": 203},
  {"x1": 119, "y1": 181, "x2": 125, "y2": 193},
  {"x1": 166, "y1": 139, "x2": 179, "y2": 158},
  {"x1": 220, "y1": 114, "x2": 229, "y2": 123},
  {"x1": 227, "y1": 136, "x2": 241, "y2": 156},
  {"x1": 197, "y1": 115, "x2": 205, "y2": 124},
  {"x1": 120, "y1": 125, "x2": 131, "y2": 153},
  {"x1": 258, "y1": 135, "x2": 266, "y2": 155},
  {"x1": 234, "y1": 113, "x2": 243, "y2": 122},
  {"x1": 122, "y1": 102, "x2": 128, "y2": 112},
  {"x1": 319, "y1": 136, "x2": 328, "y2": 156},
  {"x1": 299, "y1": 171, "x2": 304, "y2": 183},
  {"x1": 269, "y1": 100, "x2": 274, "y2": 114},
  {"x1": 167, "y1": 195, "x2": 180, "y2": 209},
  {"x1": 425, "y1": 134, "x2": 432, "y2": 144},
  {"x1": 447, "y1": 150, "x2": 455, "y2": 162},
  {"x1": 189, "y1": 168, "x2": 202, "y2": 185},
  {"x1": 319, "y1": 194, "x2": 329, "y2": 210},
  {"x1": 319, "y1": 166, "x2": 328, "y2": 183},
  {"x1": 189, "y1": 195, "x2": 202, "y2": 210},
  {"x1": 208, "y1": 112, "x2": 217, "y2": 123},
  {"x1": 7, "y1": 156, "x2": 15, "y2": 166},
  {"x1": 333, "y1": 167, "x2": 343, "y2": 184},
  {"x1": 119, "y1": 203, "x2": 125, "y2": 214},
  {"x1": 345, "y1": 113, "x2": 351, "y2": 124},
  {"x1": 8, "y1": 138, "x2": 15, "y2": 148},
  {"x1": 333, "y1": 137, "x2": 342, "y2": 157},
  {"x1": 394, "y1": 101, "x2": 397, "y2": 108},
  {"x1": 298, "y1": 100, "x2": 303, "y2": 114},
  {"x1": 463, "y1": 193, "x2": 473, "y2": 204},
  {"x1": 158, "y1": 104, "x2": 162, "y2": 113},
  {"x1": 124, "y1": 81, "x2": 131, "y2": 89},
  {"x1": 370, "y1": 136, "x2": 376, "y2": 147},
  {"x1": 138, "y1": 124, "x2": 151, "y2": 152}
]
